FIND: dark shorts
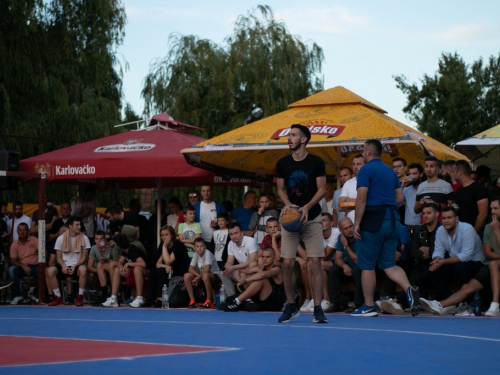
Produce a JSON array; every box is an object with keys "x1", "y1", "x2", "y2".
[
  {"x1": 55, "y1": 264, "x2": 82, "y2": 281},
  {"x1": 257, "y1": 287, "x2": 286, "y2": 311},
  {"x1": 358, "y1": 220, "x2": 400, "y2": 270},
  {"x1": 473, "y1": 265, "x2": 491, "y2": 287}
]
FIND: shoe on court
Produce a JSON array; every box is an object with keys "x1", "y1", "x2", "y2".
[
  {"x1": 75, "y1": 294, "x2": 84, "y2": 307},
  {"x1": 202, "y1": 300, "x2": 215, "y2": 309},
  {"x1": 42, "y1": 295, "x2": 54, "y2": 305},
  {"x1": 102, "y1": 297, "x2": 119, "y2": 308},
  {"x1": 406, "y1": 285, "x2": 421, "y2": 316},
  {"x1": 10, "y1": 296, "x2": 24, "y2": 305},
  {"x1": 351, "y1": 304, "x2": 378, "y2": 317},
  {"x1": 300, "y1": 299, "x2": 312, "y2": 313},
  {"x1": 278, "y1": 303, "x2": 300, "y2": 323},
  {"x1": 48, "y1": 296, "x2": 63, "y2": 306},
  {"x1": 188, "y1": 300, "x2": 196, "y2": 308},
  {"x1": 245, "y1": 300, "x2": 260, "y2": 312},
  {"x1": 380, "y1": 299, "x2": 404, "y2": 315},
  {"x1": 324, "y1": 303, "x2": 343, "y2": 313},
  {"x1": 375, "y1": 300, "x2": 384, "y2": 312},
  {"x1": 419, "y1": 298, "x2": 443, "y2": 315},
  {"x1": 223, "y1": 296, "x2": 239, "y2": 312},
  {"x1": 454, "y1": 302, "x2": 474, "y2": 317},
  {"x1": 320, "y1": 300, "x2": 331, "y2": 311},
  {"x1": 485, "y1": 303, "x2": 500, "y2": 317},
  {"x1": 130, "y1": 298, "x2": 145, "y2": 308},
  {"x1": 313, "y1": 306, "x2": 328, "y2": 323}
]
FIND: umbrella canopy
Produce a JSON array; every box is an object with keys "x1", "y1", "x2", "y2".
[
  {"x1": 20, "y1": 121, "x2": 251, "y2": 189},
  {"x1": 181, "y1": 86, "x2": 468, "y2": 182},
  {"x1": 455, "y1": 123, "x2": 500, "y2": 174}
]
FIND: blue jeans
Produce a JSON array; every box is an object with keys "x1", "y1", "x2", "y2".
[{"x1": 8, "y1": 265, "x2": 39, "y2": 298}]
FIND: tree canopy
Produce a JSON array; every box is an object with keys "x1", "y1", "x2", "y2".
[
  {"x1": 142, "y1": 5, "x2": 324, "y2": 139},
  {"x1": 395, "y1": 52, "x2": 500, "y2": 146}
]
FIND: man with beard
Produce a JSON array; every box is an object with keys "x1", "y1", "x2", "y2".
[
  {"x1": 332, "y1": 167, "x2": 353, "y2": 225},
  {"x1": 276, "y1": 124, "x2": 327, "y2": 324},
  {"x1": 403, "y1": 163, "x2": 424, "y2": 226},
  {"x1": 442, "y1": 160, "x2": 461, "y2": 192}
]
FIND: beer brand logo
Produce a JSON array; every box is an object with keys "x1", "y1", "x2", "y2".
[
  {"x1": 270, "y1": 125, "x2": 345, "y2": 140},
  {"x1": 55, "y1": 164, "x2": 96, "y2": 176},
  {"x1": 94, "y1": 139, "x2": 156, "y2": 153},
  {"x1": 34, "y1": 163, "x2": 51, "y2": 179},
  {"x1": 340, "y1": 144, "x2": 400, "y2": 157}
]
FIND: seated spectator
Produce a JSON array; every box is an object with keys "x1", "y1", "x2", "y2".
[
  {"x1": 48, "y1": 201, "x2": 86, "y2": 254},
  {"x1": 223, "y1": 247, "x2": 286, "y2": 312},
  {"x1": 249, "y1": 193, "x2": 279, "y2": 246},
  {"x1": 326, "y1": 217, "x2": 363, "y2": 313},
  {"x1": 112, "y1": 224, "x2": 147, "y2": 261},
  {"x1": 150, "y1": 226, "x2": 190, "y2": 307},
  {"x1": 8, "y1": 223, "x2": 39, "y2": 304},
  {"x1": 379, "y1": 203, "x2": 441, "y2": 315},
  {"x1": 184, "y1": 238, "x2": 221, "y2": 308},
  {"x1": 45, "y1": 216, "x2": 90, "y2": 306},
  {"x1": 102, "y1": 233, "x2": 152, "y2": 308},
  {"x1": 220, "y1": 222, "x2": 259, "y2": 297},
  {"x1": 209, "y1": 213, "x2": 230, "y2": 269},
  {"x1": 258, "y1": 217, "x2": 281, "y2": 261},
  {"x1": 178, "y1": 205, "x2": 202, "y2": 258},
  {"x1": 482, "y1": 197, "x2": 500, "y2": 316},
  {"x1": 87, "y1": 230, "x2": 113, "y2": 293}
]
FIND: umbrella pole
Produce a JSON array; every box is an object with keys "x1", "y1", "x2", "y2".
[{"x1": 156, "y1": 177, "x2": 162, "y2": 248}]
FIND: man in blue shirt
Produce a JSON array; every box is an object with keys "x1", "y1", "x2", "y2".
[
  {"x1": 353, "y1": 140, "x2": 420, "y2": 317},
  {"x1": 231, "y1": 191, "x2": 257, "y2": 236}
]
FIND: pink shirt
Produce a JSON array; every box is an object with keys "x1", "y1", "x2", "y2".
[{"x1": 10, "y1": 236, "x2": 38, "y2": 266}]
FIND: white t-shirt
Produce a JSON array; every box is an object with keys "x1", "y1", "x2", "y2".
[
  {"x1": 10, "y1": 215, "x2": 32, "y2": 241},
  {"x1": 228, "y1": 236, "x2": 259, "y2": 264},
  {"x1": 325, "y1": 198, "x2": 334, "y2": 216},
  {"x1": 323, "y1": 227, "x2": 340, "y2": 261},
  {"x1": 167, "y1": 214, "x2": 179, "y2": 228},
  {"x1": 200, "y1": 201, "x2": 217, "y2": 242},
  {"x1": 213, "y1": 228, "x2": 228, "y2": 261},
  {"x1": 403, "y1": 185, "x2": 421, "y2": 225},
  {"x1": 340, "y1": 177, "x2": 357, "y2": 222},
  {"x1": 190, "y1": 250, "x2": 220, "y2": 275},
  {"x1": 332, "y1": 188, "x2": 345, "y2": 224},
  {"x1": 54, "y1": 234, "x2": 91, "y2": 267}
]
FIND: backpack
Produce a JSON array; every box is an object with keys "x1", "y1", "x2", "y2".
[{"x1": 168, "y1": 276, "x2": 189, "y2": 308}]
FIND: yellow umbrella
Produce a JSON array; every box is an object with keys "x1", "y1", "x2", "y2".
[{"x1": 182, "y1": 86, "x2": 468, "y2": 184}]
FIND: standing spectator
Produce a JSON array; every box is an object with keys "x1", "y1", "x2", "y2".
[
  {"x1": 187, "y1": 190, "x2": 201, "y2": 207},
  {"x1": 475, "y1": 165, "x2": 492, "y2": 190},
  {"x1": 392, "y1": 157, "x2": 408, "y2": 223},
  {"x1": 105, "y1": 204, "x2": 140, "y2": 239},
  {"x1": 352, "y1": 140, "x2": 420, "y2": 317},
  {"x1": 339, "y1": 155, "x2": 365, "y2": 223},
  {"x1": 442, "y1": 160, "x2": 461, "y2": 192},
  {"x1": 71, "y1": 184, "x2": 97, "y2": 245},
  {"x1": 30, "y1": 193, "x2": 58, "y2": 237},
  {"x1": 276, "y1": 124, "x2": 327, "y2": 324},
  {"x1": 324, "y1": 182, "x2": 335, "y2": 217},
  {"x1": 332, "y1": 167, "x2": 353, "y2": 226},
  {"x1": 178, "y1": 205, "x2": 202, "y2": 258},
  {"x1": 129, "y1": 198, "x2": 154, "y2": 257},
  {"x1": 453, "y1": 160, "x2": 488, "y2": 235},
  {"x1": 8, "y1": 223, "x2": 39, "y2": 304},
  {"x1": 403, "y1": 163, "x2": 424, "y2": 226},
  {"x1": 193, "y1": 184, "x2": 226, "y2": 246},
  {"x1": 210, "y1": 213, "x2": 230, "y2": 269},
  {"x1": 231, "y1": 191, "x2": 257, "y2": 235},
  {"x1": 9, "y1": 202, "x2": 31, "y2": 242},
  {"x1": 166, "y1": 197, "x2": 183, "y2": 229},
  {"x1": 248, "y1": 193, "x2": 279, "y2": 246}
]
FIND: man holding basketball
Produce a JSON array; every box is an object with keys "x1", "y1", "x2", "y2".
[{"x1": 276, "y1": 124, "x2": 327, "y2": 323}]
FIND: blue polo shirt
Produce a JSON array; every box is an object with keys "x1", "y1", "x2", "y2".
[
  {"x1": 357, "y1": 158, "x2": 401, "y2": 220},
  {"x1": 336, "y1": 238, "x2": 358, "y2": 268}
]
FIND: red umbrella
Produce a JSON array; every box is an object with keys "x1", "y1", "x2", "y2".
[{"x1": 19, "y1": 117, "x2": 251, "y2": 189}]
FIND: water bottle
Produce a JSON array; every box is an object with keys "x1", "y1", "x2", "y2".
[
  {"x1": 215, "y1": 292, "x2": 221, "y2": 310},
  {"x1": 219, "y1": 285, "x2": 226, "y2": 305},
  {"x1": 162, "y1": 284, "x2": 169, "y2": 309},
  {"x1": 473, "y1": 290, "x2": 481, "y2": 316}
]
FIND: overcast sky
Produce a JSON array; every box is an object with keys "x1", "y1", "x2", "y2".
[{"x1": 118, "y1": 0, "x2": 500, "y2": 129}]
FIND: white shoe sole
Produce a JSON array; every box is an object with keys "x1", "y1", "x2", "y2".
[
  {"x1": 420, "y1": 299, "x2": 442, "y2": 315},
  {"x1": 380, "y1": 300, "x2": 404, "y2": 315}
]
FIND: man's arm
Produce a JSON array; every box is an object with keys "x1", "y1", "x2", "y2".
[
  {"x1": 74, "y1": 249, "x2": 89, "y2": 267},
  {"x1": 300, "y1": 175, "x2": 326, "y2": 222},
  {"x1": 333, "y1": 250, "x2": 352, "y2": 276},
  {"x1": 484, "y1": 243, "x2": 500, "y2": 260},
  {"x1": 276, "y1": 177, "x2": 292, "y2": 208},
  {"x1": 353, "y1": 187, "x2": 368, "y2": 238},
  {"x1": 395, "y1": 187, "x2": 404, "y2": 205},
  {"x1": 474, "y1": 198, "x2": 488, "y2": 233},
  {"x1": 245, "y1": 267, "x2": 281, "y2": 283},
  {"x1": 230, "y1": 251, "x2": 258, "y2": 271}
]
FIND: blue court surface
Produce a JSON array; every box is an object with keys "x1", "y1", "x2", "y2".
[{"x1": 1, "y1": 306, "x2": 500, "y2": 374}]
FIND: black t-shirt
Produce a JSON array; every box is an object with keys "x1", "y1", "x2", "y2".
[
  {"x1": 154, "y1": 240, "x2": 190, "y2": 277},
  {"x1": 111, "y1": 211, "x2": 140, "y2": 234},
  {"x1": 123, "y1": 244, "x2": 152, "y2": 268},
  {"x1": 276, "y1": 153, "x2": 326, "y2": 220},
  {"x1": 455, "y1": 182, "x2": 487, "y2": 227}
]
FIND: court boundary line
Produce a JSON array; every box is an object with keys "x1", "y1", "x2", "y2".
[{"x1": 2, "y1": 317, "x2": 500, "y2": 343}]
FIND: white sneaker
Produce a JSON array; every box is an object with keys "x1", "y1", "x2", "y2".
[
  {"x1": 306, "y1": 299, "x2": 315, "y2": 312},
  {"x1": 102, "y1": 297, "x2": 119, "y2": 308},
  {"x1": 10, "y1": 296, "x2": 23, "y2": 305},
  {"x1": 485, "y1": 303, "x2": 500, "y2": 317},
  {"x1": 130, "y1": 298, "x2": 145, "y2": 308},
  {"x1": 379, "y1": 299, "x2": 404, "y2": 315},
  {"x1": 320, "y1": 300, "x2": 331, "y2": 311},
  {"x1": 454, "y1": 302, "x2": 474, "y2": 316},
  {"x1": 419, "y1": 298, "x2": 444, "y2": 315},
  {"x1": 375, "y1": 300, "x2": 384, "y2": 312},
  {"x1": 300, "y1": 299, "x2": 311, "y2": 312}
]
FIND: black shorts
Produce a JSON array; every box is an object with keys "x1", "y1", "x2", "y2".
[
  {"x1": 258, "y1": 289, "x2": 286, "y2": 312},
  {"x1": 55, "y1": 264, "x2": 82, "y2": 281},
  {"x1": 473, "y1": 265, "x2": 491, "y2": 287}
]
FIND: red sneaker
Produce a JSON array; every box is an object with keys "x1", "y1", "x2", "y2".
[
  {"x1": 202, "y1": 300, "x2": 215, "y2": 309},
  {"x1": 48, "y1": 296, "x2": 63, "y2": 306},
  {"x1": 188, "y1": 300, "x2": 196, "y2": 308},
  {"x1": 75, "y1": 294, "x2": 84, "y2": 307}
]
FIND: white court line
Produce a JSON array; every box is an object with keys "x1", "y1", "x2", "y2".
[{"x1": 2, "y1": 317, "x2": 500, "y2": 343}]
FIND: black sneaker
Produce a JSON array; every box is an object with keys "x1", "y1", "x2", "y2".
[
  {"x1": 223, "y1": 296, "x2": 239, "y2": 312},
  {"x1": 277, "y1": 303, "x2": 300, "y2": 323},
  {"x1": 42, "y1": 295, "x2": 54, "y2": 305},
  {"x1": 245, "y1": 300, "x2": 260, "y2": 312},
  {"x1": 66, "y1": 295, "x2": 74, "y2": 305},
  {"x1": 406, "y1": 285, "x2": 421, "y2": 317},
  {"x1": 313, "y1": 305, "x2": 328, "y2": 323}
]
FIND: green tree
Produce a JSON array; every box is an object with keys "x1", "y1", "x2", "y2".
[
  {"x1": 142, "y1": 5, "x2": 324, "y2": 139},
  {"x1": 395, "y1": 52, "x2": 500, "y2": 146}
]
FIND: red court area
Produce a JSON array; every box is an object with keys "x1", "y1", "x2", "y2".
[{"x1": 0, "y1": 336, "x2": 226, "y2": 367}]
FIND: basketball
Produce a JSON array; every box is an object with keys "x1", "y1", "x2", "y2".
[{"x1": 281, "y1": 207, "x2": 303, "y2": 233}]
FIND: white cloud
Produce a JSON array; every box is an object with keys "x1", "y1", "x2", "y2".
[{"x1": 422, "y1": 23, "x2": 486, "y2": 42}]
